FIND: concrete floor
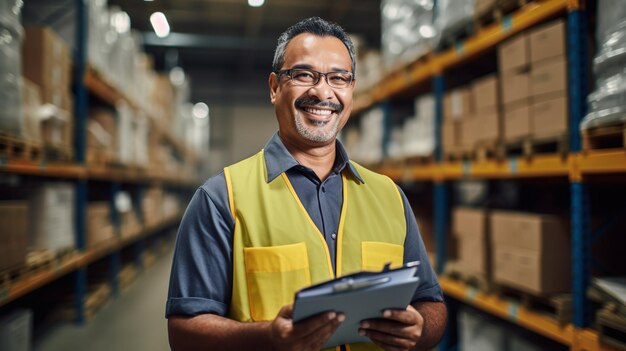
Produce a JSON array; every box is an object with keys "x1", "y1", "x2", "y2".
[{"x1": 34, "y1": 249, "x2": 174, "y2": 351}]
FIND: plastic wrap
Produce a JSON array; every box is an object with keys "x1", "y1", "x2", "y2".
[
  {"x1": 581, "y1": 0, "x2": 626, "y2": 129},
  {"x1": 433, "y1": 0, "x2": 474, "y2": 46},
  {"x1": 0, "y1": 17, "x2": 24, "y2": 136},
  {"x1": 381, "y1": 0, "x2": 436, "y2": 69}
]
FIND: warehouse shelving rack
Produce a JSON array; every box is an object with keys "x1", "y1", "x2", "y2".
[
  {"x1": 0, "y1": 0, "x2": 200, "y2": 324},
  {"x1": 353, "y1": 0, "x2": 623, "y2": 350}
]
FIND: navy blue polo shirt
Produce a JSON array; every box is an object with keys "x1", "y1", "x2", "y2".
[{"x1": 166, "y1": 132, "x2": 443, "y2": 318}]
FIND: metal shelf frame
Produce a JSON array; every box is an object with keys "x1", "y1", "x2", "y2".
[
  {"x1": 0, "y1": 0, "x2": 197, "y2": 325},
  {"x1": 355, "y1": 0, "x2": 619, "y2": 349}
]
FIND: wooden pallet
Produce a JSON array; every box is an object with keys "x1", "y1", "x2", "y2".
[
  {"x1": 597, "y1": 306, "x2": 626, "y2": 350},
  {"x1": 0, "y1": 248, "x2": 77, "y2": 291},
  {"x1": 86, "y1": 149, "x2": 117, "y2": 167},
  {"x1": 582, "y1": 123, "x2": 626, "y2": 151},
  {"x1": 465, "y1": 140, "x2": 506, "y2": 162},
  {"x1": 405, "y1": 154, "x2": 437, "y2": 166},
  {"x1": 54, "y1": 283, "x2": 112, "y2": 322},
  {"x1": 494, "y1": 285, "x2": 573, "y2": 324},
  {"x1": 0, "y1": 134, "x2": 43, "y2": 162},
  {"x1": 43, "y1": 145, "x2": 74, "y2": 162},
  {"x1": 505, "y1": 133, "x2": 569, "y2": 158},
  {"x1": 444, "y1": 261, "x2": 492, "y2": 292}
]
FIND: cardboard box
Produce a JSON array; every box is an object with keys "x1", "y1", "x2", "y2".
[
  {"x1": 529, "y1": 19, "x2": 565, "y2": 64},
  {"x1": 453, "y1": 208, "x2": 489, "y2": 276},
  {"x1": 21, "y1": 78, "x2": 42, "y2": 142},
  {"x1": 22, "y1": 27, "x2": 71, "y2": 107},
  {"x1": 531, "y1": 94, "x2": 568, "y2": 137},
  {"x1": 444, "y1": 88, "x2": 472, "y2": 120},
  {"x1": 0, "y1": 309, "x2": 33, "y2": 351},
  {"x1": 498, "y1": 33, "x2": 530, "y2": 72},
  {"x1": 490, "y1": 211, "x2": 570, "y2": 295},
  {"x1": 29, "y1": 183, "x2": 76, "y2": 252},
  {"x1": 453, "y1": 207, "x2": 487, "y2": 239},
  {"x1": 0, "y1": 202, "x2": 29, "y2": 271},
  {"x1": 501, "y1": 70, "x2": 530, "y2": 105},
  {"x1": 530, "y1": 56, "x2": 567, "y2": 98},
  {"x1": 471, "y1": 75, "x2": 499, "y2": 111},
  {"x1": 475, "y1": 0, "x2": 496, "y2": 16},
  {"x1": 460, "y1": 117, "x2": 477, "y2": 149},
  {"x1": 504, "y1": 100, "x2": 532, "y2": 140},
  {"x1": 86, "y1": 202, "x2": 116, "y2": 248},
  {"x1": 442, "y1": 119, "x2": 461, "y2": 153},
  {"x1": 474, "y1": 109, "x2": 501, "y2": 143}
]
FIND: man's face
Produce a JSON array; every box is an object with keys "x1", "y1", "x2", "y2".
[{"x1": 269, "y1": 33, "x2": 355, "y2": 147}]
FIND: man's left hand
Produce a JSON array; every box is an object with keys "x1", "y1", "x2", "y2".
[{"x1": 358, "y1": 305, "x2": 424, "y2": 351}]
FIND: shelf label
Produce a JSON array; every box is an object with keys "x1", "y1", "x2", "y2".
[
  {"x1": 501, "y1": 16, "x2": 513, "y2": 32},
  {"x1": 508, "y1": 158, "x2": 518, "y2": 174},
  {"x1": 508, "y1": 302, "x2": 519, "y2": 321},
  {"x1": 455, "y1": 42, "x2": 465, "y2": 56},
  {"x1": 466, "y1": 286, "x2": 477, "y2": 301},
  {"x1": 463, "y1": 160, "x2": 472, "y2": 176}
]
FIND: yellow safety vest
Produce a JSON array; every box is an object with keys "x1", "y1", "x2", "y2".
[{"x1": 224, "y1": 150, "x2": 407, "y2": 351}]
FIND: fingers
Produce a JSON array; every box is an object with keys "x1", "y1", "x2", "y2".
[
  {"x1": 271, "y1": 306, "x2": 345, "y2": 351},
  {"x1": 295, "y1": 311, "x2": 344, "y2": 339},
  {"x1": 359, "y1": 305, "x2": 424, "y2": 350}
]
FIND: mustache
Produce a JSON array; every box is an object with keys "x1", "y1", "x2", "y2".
[{"x1": 295, "y1": 98, "x2": 343, "y2": 113}]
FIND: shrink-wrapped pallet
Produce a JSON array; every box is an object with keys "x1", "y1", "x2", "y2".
[{"x1": 581, "y1": 0, "x2": 626, "y2": 129}]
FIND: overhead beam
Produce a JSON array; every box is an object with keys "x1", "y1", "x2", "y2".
[{"x1": 142, "y1": 32, "x2": 276, "y2": 51}]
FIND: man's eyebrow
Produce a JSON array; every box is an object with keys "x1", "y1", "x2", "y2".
[{"x1": 288, "y1": 64, "x2": 351, "y2": 73}]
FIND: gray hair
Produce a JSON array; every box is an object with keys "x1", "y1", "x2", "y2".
[{"x1": 272, "y1": 17, "x2": 356, "y2": 77}]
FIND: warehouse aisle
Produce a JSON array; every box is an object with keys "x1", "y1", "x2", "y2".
[{"x1": 34, "y1": 249, "x2": 174, "y2": 351}]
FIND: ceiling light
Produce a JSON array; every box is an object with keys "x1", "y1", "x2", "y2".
[
  {"x1": 150, "y1": 12, "x2": 170, "y2": 38},
  {"x1": 192, "y1": 103, "x2": 209, "y2": 119},
  {"x1": 248, "y1": 0, "x2": 264, "y2": 7}
]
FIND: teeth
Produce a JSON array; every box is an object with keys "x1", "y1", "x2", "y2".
[{"x1": 303, "y1": 107, "x2": 333, "y2": 116}]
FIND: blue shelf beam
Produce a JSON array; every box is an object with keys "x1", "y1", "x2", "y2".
[{"x1": 434, "y1": 182, "x2": 448, "y2": 275}]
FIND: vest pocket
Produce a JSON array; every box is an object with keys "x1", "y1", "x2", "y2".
[
  {"x1": 243, "y1": 242, "x2": 311, "y2": 321},
  {"x1": 361, "y1": 241, "x2": 404, "y2": 271}
]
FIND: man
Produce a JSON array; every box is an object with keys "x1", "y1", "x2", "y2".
[{"x1": 167, "y1": 17, "x2": 447, "y2": 351}]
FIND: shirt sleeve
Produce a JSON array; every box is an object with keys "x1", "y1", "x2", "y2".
[
  {"x1": 399, "y1": 186, "x2": 445, "y2": 303},
  {"x1": 165, "y1": 173, "x2": 235, "y2": 318}
]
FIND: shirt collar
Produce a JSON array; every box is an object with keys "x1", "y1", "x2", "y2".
[{"x1": 263, "y1": 131, "x2": 364, "y2": 184}]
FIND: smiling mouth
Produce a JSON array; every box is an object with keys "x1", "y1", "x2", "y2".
[{"x1": 301, "y1": 107, "x2": 335, "y2": 117}]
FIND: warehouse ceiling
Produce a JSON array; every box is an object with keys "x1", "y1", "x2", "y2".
[{"x1": 113, "y1": 0, "x2": 382, "y2": 104}]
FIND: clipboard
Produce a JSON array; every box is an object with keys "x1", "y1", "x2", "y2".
[{"x1": 292, "y1": 261, "x2": 420, "y2": 348}]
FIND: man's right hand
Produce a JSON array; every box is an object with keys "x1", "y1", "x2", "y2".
[{"x1": 269, "y1": 304, "x2": 344, "y2": 351}]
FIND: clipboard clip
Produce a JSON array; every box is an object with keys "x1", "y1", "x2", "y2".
[{"x1": 332, "y1": 276, "x2": 391, "y2": 293}]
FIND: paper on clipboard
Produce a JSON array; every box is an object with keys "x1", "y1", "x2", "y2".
[{"x1": 292, "y1": 261, "x2": 420, "y2": 348}]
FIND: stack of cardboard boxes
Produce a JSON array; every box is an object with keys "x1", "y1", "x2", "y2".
[
  {"x1": 0, "y1": 202, "x2": 28, "y2": 271},
  {"x1": 499, "y1": 19, "x2": 568, "y2": 143},
  {"x1": 22, "y1": 26, "x2": 73, "y2": 150},
  {"x1": 442, "y1": 87, "x2": 471, "y2": 155},
  {"x1": 450, "y1": 206, "x2": 571, "y2": 296},
  {"x1": 86, "y1": 202, "x2": 116, "y2": 249},
  {"x1": 467, "y1": 75, "x2": 501, "y2": 149},
  {"x1": 451, "y1": 207, "x2": 490, "y2": 280},
  {"x1": 490, "y1": 211, "x2": 571, "y2": 295},
  {"x1": 442, "y1": 74, "x2": 501, "y2": 155}
]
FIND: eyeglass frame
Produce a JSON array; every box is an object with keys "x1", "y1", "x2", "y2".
[{"x1": 274, "y1": 68, "x2": 355, "y2": 89}]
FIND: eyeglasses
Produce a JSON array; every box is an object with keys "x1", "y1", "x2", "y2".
[{"x1": 275, "y1": 68, "x2": 354, "y2": 89}]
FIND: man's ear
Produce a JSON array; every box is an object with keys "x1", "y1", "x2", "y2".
[{"x1": 269, "y1": 72, "x2": 279, "y2": 104}]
